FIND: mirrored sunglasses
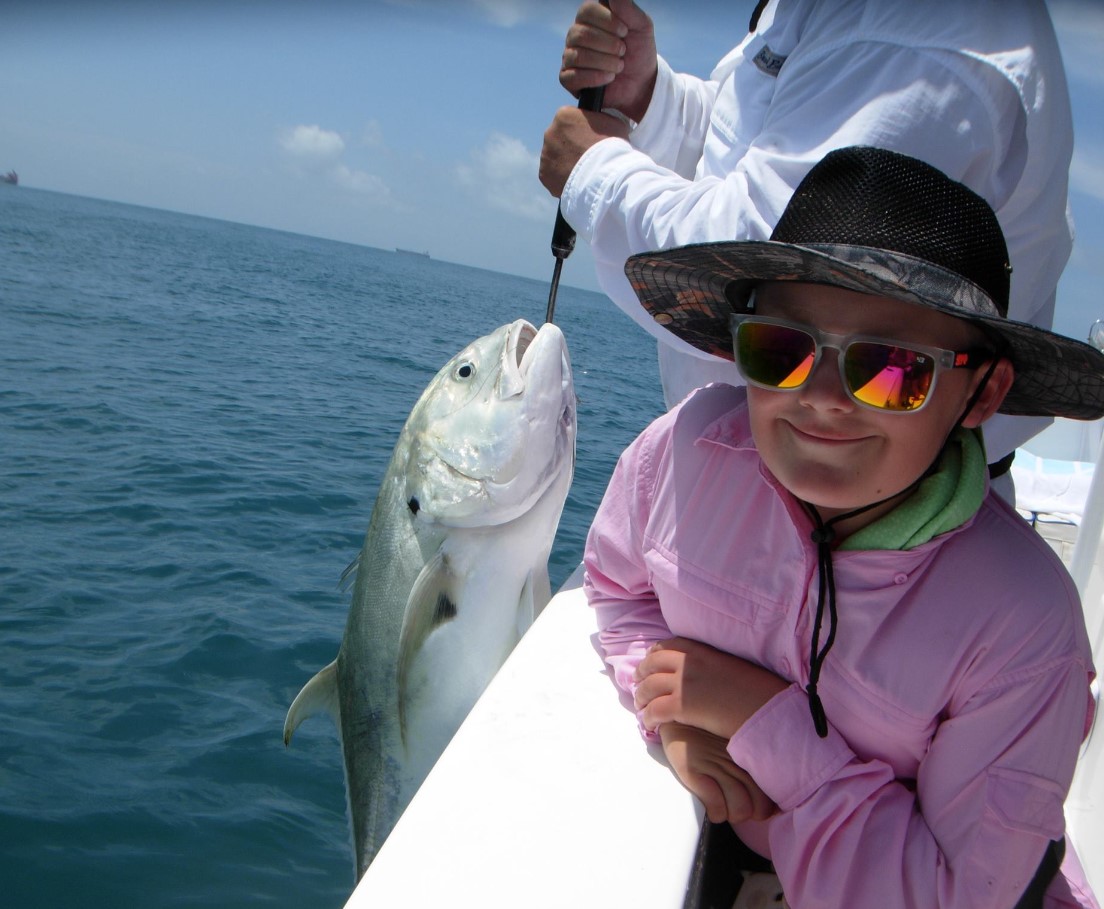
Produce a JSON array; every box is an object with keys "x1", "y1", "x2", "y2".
[{"x1": 729, "y1": 314, "x2": 990, "y2": 413}]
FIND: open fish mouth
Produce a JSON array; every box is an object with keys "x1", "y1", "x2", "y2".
[
  {"x1": 499, "y1": 319, "x2": 572, "y2": 409},
  {"x1": 511, "y1": 320, "x2": 573, "y2": 401},
  {"x1": 492, "y1": 320, "x2": 539, "y2": 402},
  {"x1": 512, "y1": 321, "x2": 537, "y2": 372}
]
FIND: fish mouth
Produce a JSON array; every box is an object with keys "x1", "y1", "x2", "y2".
[
  {"x1": 513, "y1": 318, "x2": 573, "y2": 412},
  {"x1": 512, "y1": 321, "x2": 537, "y2": 372},
  {"x1": 515, "y1": 318, "x2": 576, "y2": 472},
  {"x1": 512, "y1": 320, "x2": 571, "y2": 395}
]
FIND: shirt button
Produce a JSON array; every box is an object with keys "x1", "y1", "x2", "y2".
[{"x1": 893, "y1": 572, "x2": 908, "y2": 585}]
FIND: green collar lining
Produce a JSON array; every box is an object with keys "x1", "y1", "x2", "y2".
[{"x1": 840, "y1": 427, "x2": 987, "y2": 552}]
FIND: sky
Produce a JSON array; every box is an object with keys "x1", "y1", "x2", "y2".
[{"x1": 2, "y1": 0, "x2": 1103, "y2": 341}]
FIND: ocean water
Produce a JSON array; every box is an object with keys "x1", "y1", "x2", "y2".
[{"x1": 0, "y1": 187, "x2": 663, "y2": 908}]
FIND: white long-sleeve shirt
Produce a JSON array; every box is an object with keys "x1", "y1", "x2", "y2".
[{"x1": 560, "y1": 0, "x2": 1073, "y2": 460}]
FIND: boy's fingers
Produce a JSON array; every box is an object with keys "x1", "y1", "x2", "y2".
[
  {"x1": 687, "y1": 772, "x2": 728, "y2": 824},
  {"x1": 719, "y1": 778, "x2": 755, "y2": 824},
  {"x1": 633, "y1": 671, "x2": 674, "y2": 710},
  {"x1": 721, "y1": 765, "x2": 776, "y2": 822},
  {"x1": 634, "y1": 646, "x2": 681, "y2": 681}
]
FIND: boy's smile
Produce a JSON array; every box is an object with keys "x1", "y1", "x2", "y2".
[{"x1": 745, "y1": 282, "x2": 1007, "y2": 532}]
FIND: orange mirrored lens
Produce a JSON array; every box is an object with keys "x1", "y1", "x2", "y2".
[
  {"x1": 736, "y1": 323, "x2": 816, "y2": 388},
  {"x1": 845, "y1": 342, "x2": 933, "y2": 411}
]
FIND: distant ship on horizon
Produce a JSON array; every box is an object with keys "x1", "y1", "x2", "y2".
[
  {"x1": 395, "y1": 247, "x2": 429, "y2": 259},
  {"x1": 1, "y1": 170, "x2": 17, "y2": 186}
]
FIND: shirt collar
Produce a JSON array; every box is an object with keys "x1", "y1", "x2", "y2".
[{"x1": 697, "y1": 395, "x2": 757, "y2": 452}]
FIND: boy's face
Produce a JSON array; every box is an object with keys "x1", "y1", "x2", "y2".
[{"x1": 746, "y1": 282, "x2": 995, "y2": 524}]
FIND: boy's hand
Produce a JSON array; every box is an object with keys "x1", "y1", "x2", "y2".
[
  {"x1": 634, "y1": 638, "x2": 789, "y2": 740},
  {"x1": 560, "y1": 0, "x2": 657, "y2": 123},
  {"x1": 659, "y1": 722, "x2": 777, "y2": 824}
]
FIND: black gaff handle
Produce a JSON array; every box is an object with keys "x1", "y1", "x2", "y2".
[{"x1": 550, "y1": 1, "x2": 611, "y2": 261}]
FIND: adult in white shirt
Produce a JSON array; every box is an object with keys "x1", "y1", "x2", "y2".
[{"x1": 540, "y1": 0, "x2": 1073, "y2": 471}]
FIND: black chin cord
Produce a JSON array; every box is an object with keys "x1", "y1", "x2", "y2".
[
  {"x1": 805, "y1": 507, "x2": 854, "y2": 738},
  {"x1": 803, "y1": 491, "x2": 915, "y2": 738}
]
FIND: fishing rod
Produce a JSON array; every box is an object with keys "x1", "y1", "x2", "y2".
[{"x1": 545, "y1": 0, "x2": 610, "y2": 325}]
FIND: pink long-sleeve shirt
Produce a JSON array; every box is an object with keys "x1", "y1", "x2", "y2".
[{"x1": 584, "y1": 384, "x2": 1098, "y2": 909}]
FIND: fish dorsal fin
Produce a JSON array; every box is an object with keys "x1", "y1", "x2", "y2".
[
  {"x1": 396, "y1": 547, "x2": 458, "y2": 745},
  {"x1": 283, "y1": 660, "x2": 339, "y2": 746}
]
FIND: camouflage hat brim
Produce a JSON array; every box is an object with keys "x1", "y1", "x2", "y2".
[{"x1": 626, "y1": 240, "x2": 1104, "y2": 421}]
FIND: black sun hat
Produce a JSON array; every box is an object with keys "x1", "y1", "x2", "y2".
[{"x1": 625, "y1": 146, "x2": 1104, "y2": 420}]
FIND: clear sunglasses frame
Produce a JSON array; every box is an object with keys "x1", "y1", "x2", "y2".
[{"x1": 729, "y1": 312, "x2": 990, "y2": 414}]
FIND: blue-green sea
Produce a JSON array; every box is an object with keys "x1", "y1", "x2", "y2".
[{"x1": 0, "y1": 186, "x2": 664, "y2": 907}]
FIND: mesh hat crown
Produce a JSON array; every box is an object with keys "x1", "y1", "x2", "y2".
[{"x1": 626, "y1": 146, "x2": 1104, "y2": 420}]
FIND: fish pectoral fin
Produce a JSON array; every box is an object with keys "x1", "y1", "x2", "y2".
[
  {"x1": 339, "y1": 551, "x2": 362, "y2": 591},
  {"x1": 521, "y1": 562, "x2": 552, "y2": 627},
  {"x1": 283, "y1": 660, "x2": 339, "y2": 747},
  {"x1": 396, "y1": 548, "x2": 458, "y2": 745},
  {"x1": 517, "y1": 570, "x2": 536, "y2": 639}
]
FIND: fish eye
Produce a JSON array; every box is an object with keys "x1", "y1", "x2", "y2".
[{"x1": 454, "y1": 361, "x2": 476, "y2": 380}]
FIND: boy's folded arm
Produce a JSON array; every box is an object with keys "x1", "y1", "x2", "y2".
[
  {"x1": 584, "y1": 408, "x2": 676, "y2": 724},
  {"x1": 726, "y1": 658, "x2": 1090, "y2": 909},
  {"x1": 586, "y1": 548, "x2": 671, "y2": 740}
]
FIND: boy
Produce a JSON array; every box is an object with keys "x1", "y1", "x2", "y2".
[{"x1": 584, "y1": 147, "x2": 1103, "y2": 908}]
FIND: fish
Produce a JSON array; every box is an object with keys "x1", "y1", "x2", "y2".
[{"x1": 283, "y1": 319, "x2": 576, "y2": 880}]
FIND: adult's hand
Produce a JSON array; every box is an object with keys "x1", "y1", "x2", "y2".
[
  {"x1": 540, "y1": 107, "x2": 629, "y2": 198},
  {"x1": 560, "y1": 0, "x2": 657, "y2": 124}
]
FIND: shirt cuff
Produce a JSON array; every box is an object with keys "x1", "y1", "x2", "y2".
[
  {"x1": 559, "y1": 136, "x2": 639, "y2": 244},
  {"x1": 727, "y1": 684, "x2": 855, "y2": 811},
  {"x1": 626, "y1": 55, "x2": 676, "y2": 151}
]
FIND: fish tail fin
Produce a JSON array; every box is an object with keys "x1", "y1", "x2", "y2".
[{"x1": 283, "y1": 660, "x2": 339, "y2": 746}]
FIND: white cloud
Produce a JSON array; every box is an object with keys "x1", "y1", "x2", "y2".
[
  {"x1": 334, "y1": 164, "x2": 390, "y2": 199},
  {"x1": 361, "y1": 120, "x2": 385, "y2": 149},
  {"x1": 469, "y1": 0, "x2": 529, "y2": 27},
  {"x1": 278, "y1": 123, "x2": 391, "y2": 202},
  {"x1": 378, "y1": 0, "x2": 569, "y2": 33},
  {"x1": 379, "y1": 0, "x2": 543, "y2": 26},
  {"x1": 1049, "y1": 0, "x2": 1104, "y2": 87},
  {"x1": 456, "y1": 132, "x2": 555, "y2": 222},
  {"x1": 470, "y1": 0, "x2": 579, "y2": 33},
  {"x1": 280, "y1": 124, "x2": 346, "y2": 162},
  {"x1": 1071, "y1": 150, "x2": 1104, "y2": 204}
]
